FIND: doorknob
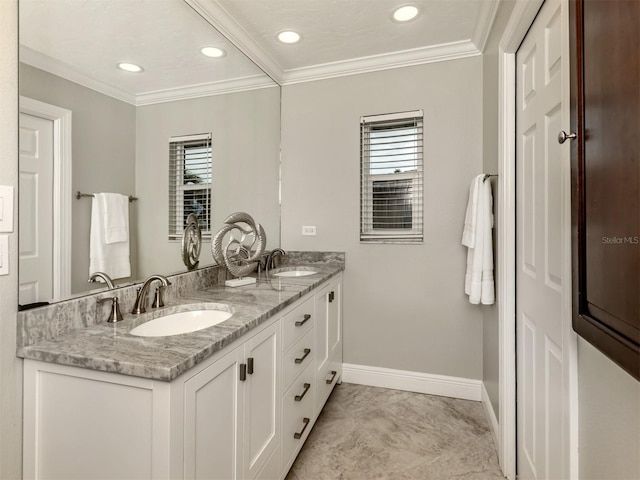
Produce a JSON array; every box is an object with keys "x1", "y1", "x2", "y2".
[{"x1": 558, "y1": 131, "x2": 577, "y2": 144}]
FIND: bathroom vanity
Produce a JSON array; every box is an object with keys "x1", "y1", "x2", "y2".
[{"x1": 19, "y1": 260, "x2": 343, "y2": 480}]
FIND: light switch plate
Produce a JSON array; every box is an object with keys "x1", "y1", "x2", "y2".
[
  {"x1": 302, "y1": 226, "x2": 317, "y2": 236},
  {"x1": 0, "y1": 186, "x2": 14, "y2": 233},
  {"x1": 0, "y1": 235, "x2": 9, "y2": 275}
]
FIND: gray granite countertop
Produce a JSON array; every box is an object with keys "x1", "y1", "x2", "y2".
[{"x1": 18, "y1": 262, "x2": 343, "y2": 382}]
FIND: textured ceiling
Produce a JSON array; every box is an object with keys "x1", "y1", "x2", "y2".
[
  {"x1": 214, "y1": 0, "x2": 481, "y2": 71},
  {"x1": 19, "y1": 0, "x2": 270, "y2": 100},
  {"x1": 19, "y1": 0, "x2": 498, "y2": 101}
]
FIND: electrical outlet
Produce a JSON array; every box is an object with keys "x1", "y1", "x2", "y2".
[{"x1": 302, "y1": 226, "x2": 316, "y2": 236}]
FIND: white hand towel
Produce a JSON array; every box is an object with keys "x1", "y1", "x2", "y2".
[
  {"x1": 90, "y1": 195, "x2": 131, "y2": 280},
  {"x1": 96, "y1": 193, "x2": 129, "y2": 244},
  {"x1": 462, "y1": 174, "x2": 484, "y2": 248},
  {"x1": 463, "y1": 176, "x2": 495, "y2": 305}
]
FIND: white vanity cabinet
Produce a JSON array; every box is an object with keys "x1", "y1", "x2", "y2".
[
  {"x1": 313, "y1": 275, "x2": 342, "y2": 413},
  {"x1": 22, "y1": 271, "x2": 343, "y2": 480},
  {"x1": 280, "y1": 296, "x2": 316, "y2": 472},
  {"x1": 184, "y1": 321, "x2": 280, "y2": 480},
  {"x1": 23, "y1": 317, "x2": 281, "y2": 480}
]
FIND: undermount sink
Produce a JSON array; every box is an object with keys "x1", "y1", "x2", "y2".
[
  {"x1": 129, "y1": 308, "x2": 233, "y2": 337},
  {"x1": 271, "y1": 267, "x2": 320, "y2": 277}
]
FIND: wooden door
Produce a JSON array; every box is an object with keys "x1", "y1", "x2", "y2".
[{"x1": 570, "y1": 0, "x2": 640, "y2": 381}]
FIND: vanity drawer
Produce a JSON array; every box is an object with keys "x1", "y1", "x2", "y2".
[
  {"x1": 282, "y1": 364, "x2": 315, "y2": 469},
  {"x1": 281, "y1": 296, "x2": 314, "y2": 351},
  {"x1": 282, "y1": 329, "x2": 314, "y2": 391},
  {"x1": 315, "y1": 351, "x2": 341, "y2": 415}
]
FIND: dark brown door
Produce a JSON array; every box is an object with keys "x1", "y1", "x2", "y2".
[{"x1": 570, "y1": 0, "x2": 640, "y2": 380}]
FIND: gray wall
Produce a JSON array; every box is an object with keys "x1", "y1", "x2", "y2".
[
  {"x1": 135, "y1": 87, "x2": 281, "y2": 277},
  {"x1": 281, "y1": 58, "x2": 485, "y2": 379},
  {"x1": 578, "y1": 340, "x2": 640, "y2": 479},
  {"x1": 0, "y1": 1, "x2": 22, "y2": 477},
  {"x1": 19, "y1": 64, "x2": 138, "y2": 293},
  {"x1": 481, "y1": 0, "x2": 516, "y2": 420}
]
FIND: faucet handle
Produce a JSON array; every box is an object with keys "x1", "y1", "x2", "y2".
[{"x1": 97, "y1": 297, "x2": 124, "y2": 323}]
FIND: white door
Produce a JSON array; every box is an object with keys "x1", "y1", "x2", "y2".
[
  {"x1": 516, "y1": 0, "x2": 573, "y2": 478},
  {"x1": 19, "y1": 112, "x2": 54, "y2": 305}
]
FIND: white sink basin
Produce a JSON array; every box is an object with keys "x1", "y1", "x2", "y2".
[
  {"x1": 271, "y1": 267, "x2": 320, "y2": 278},
  {"x1": 130, "y1": 309, "x2": 233, "y2": 337}
]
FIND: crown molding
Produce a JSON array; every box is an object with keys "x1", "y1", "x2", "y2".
[
  {"x1": 20, "y1": 45, "x2": 274, "y2": 107},
  {"x1": 136, "y1": 76, "x2": 278, "y2": 106},
  {"x1": 471, "y1": 0, "x2": 501, "y2": 52},
  {"x1": 184, "y1": 0, "x2": 284, "y2": 83},
  {"x1": 280, "y1": 40, "x2": 481, "y2": 85},
  {"x1": 20, "y1": 45, "x2": 137, "y2": 105}
]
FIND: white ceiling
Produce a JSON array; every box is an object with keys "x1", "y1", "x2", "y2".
[
  {"x1": 19, "y1": 0, "x2": 501, "y2": 104},
  {"x1": 201, "y1": 0, "x2": 501, "y2": 83}
]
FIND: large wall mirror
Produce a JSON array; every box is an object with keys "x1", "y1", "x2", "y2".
[{"x1": 18, "y1": 0, "x2": 281, "y2": 306}]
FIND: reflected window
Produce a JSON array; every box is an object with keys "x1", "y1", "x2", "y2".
[{"x1": 169, "y1": 133, "x2": 212, "y2": 240}]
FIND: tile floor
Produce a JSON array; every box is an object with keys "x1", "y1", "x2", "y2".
[{"x1": 285, "y1": 383, "x2": 504, "y2": 480}]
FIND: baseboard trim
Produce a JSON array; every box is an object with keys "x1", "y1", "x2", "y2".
[
  {"x1": 342, "y1": 363, "x2": 482, "y2": 401},
  {"x1": 482, "y1": 381, "x2": 501, "y2": 454}
]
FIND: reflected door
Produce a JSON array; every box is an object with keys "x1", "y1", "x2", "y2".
[{"x1": 19, "y1": 112, "x2": 54, "y2": 305}]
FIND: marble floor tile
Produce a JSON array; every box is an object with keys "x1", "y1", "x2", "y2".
[{"x1": 285, "y1": 383, "x2": 504, "y2": 480}]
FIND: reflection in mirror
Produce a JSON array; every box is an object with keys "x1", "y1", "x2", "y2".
[{"x1": 18, "y1": 0, "x2": 281, "y2": 306}]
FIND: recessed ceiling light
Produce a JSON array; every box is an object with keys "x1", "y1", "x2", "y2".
[
  {"x1": 117, "y1": 62, "x2": 144, "y2": 73},
  {"x1": 201, "y1": 46, "x2": 226, "y2": 58},
  {"x1": 277, "y1": 30, "x2": 301, "y2": 44},
  {"x1": 392, "y1": 5, "x2": 420, "y2": 22}
]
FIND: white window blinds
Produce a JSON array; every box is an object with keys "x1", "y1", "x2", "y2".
[
  {"x1": 360, "y1": 110, "x2": 423, "y2": 243},
  {"x1": 168, "y1": 133, "x2": 212, "y2": 240}
]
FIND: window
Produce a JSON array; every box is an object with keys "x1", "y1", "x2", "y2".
[
  {"x1": 360, "y1": 110, "x2": 423, "y2": 243},
  {"x1": 168, "y1": 133, "x2": 212, "y2": 240}
]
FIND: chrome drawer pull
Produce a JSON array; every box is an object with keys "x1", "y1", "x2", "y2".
[
  {"x1": 295, "y1": 348, "x2": 311, "y2": 364},
  {"x1": 294, "y1": 383, "x2": 311, "y2": 402},
  {"x1": 295, "y1": 314, "x2": 311, "y2": 327},
  {"x1": 325, "y1": 370, "x2": 337, "y2": 384},
  {"x1": 294, "y1": 417, "x2": 310, "y2": 439}
]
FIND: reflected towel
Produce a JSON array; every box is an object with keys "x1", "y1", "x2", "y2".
[
  {"x1": 90, "y1": 194, "x2": 131, "y2": 280},
  {"x1": 97, "y1": 193, "x2": 129, "y2": 244},
  {"x1": 463, "y1": 176, "x2": 495, "y2": 305}
]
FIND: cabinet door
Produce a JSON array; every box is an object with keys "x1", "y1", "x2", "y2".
[
  {"x1": 184, "y1": 348, "x2": 243, "y2": 480},
  {"x1": 314, "y1": 283, "x2": 331, "y2": 379},
  {"x1": 570, "y1": 0, "x2": 640, "y2": 379},
  {"x1": 327, "y1": 278, "x2": 342, "y2": 362},
  {"x1": 242, "y1": 321, "x2": 281, "y2": 480}
]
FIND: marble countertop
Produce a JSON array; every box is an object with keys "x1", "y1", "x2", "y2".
[{"x1": 18, "y1": 263, "x2": 343, "y2": 382}]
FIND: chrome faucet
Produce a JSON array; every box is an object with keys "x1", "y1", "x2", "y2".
[
  {"x1": 88, "y1": 272, "x2": 115, "y2": 289},
  {"x1": 131, "y1": 275, "x2": 171, "y2": 315}
]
